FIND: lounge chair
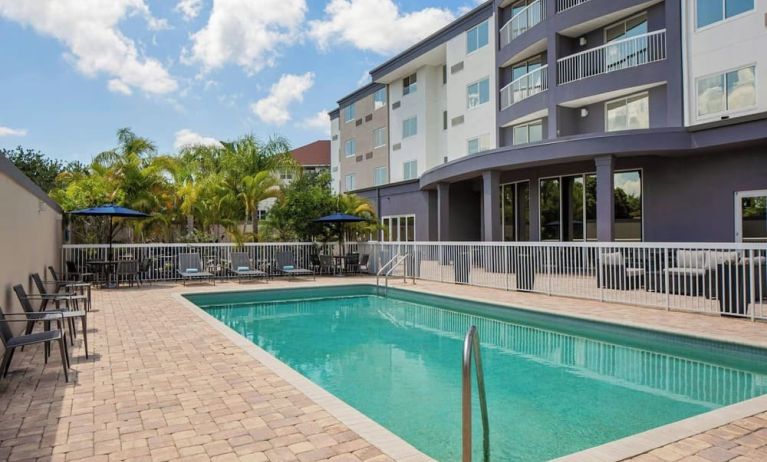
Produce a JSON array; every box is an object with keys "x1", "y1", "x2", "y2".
[
  {"x1": 598, "y1": 251, "x2": 645, "y2": 290},
  {"x1": 177, "y1": 253, "x2": 216, "y2": 286},
  {"x1": 0, "y1": 307, "x2": 70, "y2": 382},
  {"x1": 663, "y1": 250, "x2": 739, "y2": 297},
  {"x1": 275, "y1": 251, "x2": 315, "y2": 279},
  {"x1": 14, "y1": 284, "x2": 88, "y2": 359},
  {"x1": 229, "y1": 252, "x2": 268, "y2": 283}
]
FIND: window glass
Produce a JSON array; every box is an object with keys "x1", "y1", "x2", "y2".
[
  {"x1": 345, "y1": 174, "x2": 355, "y2": 192},
  {"x1": 443, "y1": 111, "x2": 448, "y2": 130},
  {"x1": 585, "y1": 174, "x2": 597, "y2": 240},
  {"x1": 406, "y1": 216, "x2": 415, "y2": 242},
  {"x1": 382, "y1": 217, "x2": 390, "y2": 241},
  {"x1": 697, "y1": 0, "x2": 724, "y2": 27},
  {"x1": 528, "y1": 121, "x2": 543, "y2": 143},
  {"x1": 403, "y1": 73, "x2": 417, "y2": 96},
  {"x1": 344, "y1": 104, "x2": 355, "y2": 123},
  {"x1": 513, "y1": 125, "x2": 529, "y2": 145},
  {"x1": 403, "y1": 117, "x2": 418, "y2": 138},
  {"x1": 726, "y1": 66, "x2": 756, "y2": 111},
  {"x1": 467, "y1": 20, "x2": 489, "y2": 53},
  {"x1": 697, "y1": 73, "x2": 725, "y2": 116},
  {"x1": 512, "y1": 120, "x2": 543, "y2": 145},
  {"x1": 374, "y1": 167, "x2": 387, "y2": 186},
  {"x1": 567, "y1": 176, "x2": 585, "y2": 241},
  {"x1": 502, "y1": 184, "x2": 516, "y2": 241},
  {"x1": 540, "y1": 178, "x2": 561, "y2": 240},
  {"x1": 614, "y1": 171, "x2": 642, "y2": 240},
  {"x1": 741, "y1": 196, "x2": 767, "y2": 241},
  {"x1": 726, "y1": 0, "x2": 754, "y2": 18},
  {"x1": 344, "y1": 139, "x2": 356, "y2": 157},
  {"x1": 403, "y1": 160, "x2": 418, "y2": 180},
  {"x1": 373, "y1": 88, "x2": 387, "y2": 109},
  {"x1": 467, "y1": 78, "x2": 490, "y2": 108},
  {"x1": 373, "y1": 127, "x2": 387, "y2": 148},
  {"x1": 606, "y1": 93, "x2": 648, "y2": 131},
  {"x1": 468, "y1": 138, "x2": 481, "y2": 155}
]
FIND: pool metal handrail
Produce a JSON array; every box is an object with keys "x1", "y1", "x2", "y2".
[
  {"x1": 376, "y1": 252, "x2": 412, "y2": 294},
  {"x1": 463, "y1": 325, "x2": 490, "y2": 462}
]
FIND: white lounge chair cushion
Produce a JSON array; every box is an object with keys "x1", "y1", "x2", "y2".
[{"x1": 664, "y1": 267, "x2": 707, "y2": 276}]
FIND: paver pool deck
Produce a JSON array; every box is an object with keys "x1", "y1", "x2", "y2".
[{"x1": 1, "y1": 276, "x2": 767, "y2": 462}]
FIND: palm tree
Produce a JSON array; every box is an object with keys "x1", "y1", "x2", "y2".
[{"x1": 237, "y1": 171, "x2": 282, "y2": 240}]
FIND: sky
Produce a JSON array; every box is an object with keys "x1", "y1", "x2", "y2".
[{"x1": 0, "y1": 0, "x2": 482, "y2": 163}]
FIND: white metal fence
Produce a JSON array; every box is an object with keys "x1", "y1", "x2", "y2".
[
  {"x1": 556, "y1": 0, "x2": 590, "y2": 12},
  {"x1": 357, "y1": 242, "x2": 767, "y2": 321},
  {"x1": 500, "y1": 0, "x2": 545, "y2": 47},
  {"x1": 500, "y1": 65, "x2": 549, "y2": 110},
  {"x1": 557, "y1": 30, "x2": 667, "y2": 84},
  {"x1": 62, "y1": 242, "x2": 358, "y2": 281}
]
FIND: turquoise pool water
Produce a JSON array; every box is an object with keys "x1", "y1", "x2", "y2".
[{"x1": 187, "y1": 286, "x2": 767, "y2": 461}]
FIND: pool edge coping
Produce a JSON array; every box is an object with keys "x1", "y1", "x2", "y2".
[
  {"x1": 171, "y1": 291, "x2": 435, "y2": 462},
  {"x1": 175, "y1": 281, "x2": 767, "y2": 462}
]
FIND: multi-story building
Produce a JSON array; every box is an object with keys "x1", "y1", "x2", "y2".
[{"x1": 331, "y1": 0, "x2": 767, "y2": 243}]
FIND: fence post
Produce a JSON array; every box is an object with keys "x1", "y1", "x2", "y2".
[
  {"x1": 597, "y1": 247, "x2": 604, "y2": 302},
  {"x1": 546, "y1": 246, "x2": 552, "y2": 296},
  {"x1": 439, "y1": 245, "x2": 444, "y2": 283},
  {"x1": 749, "y1": 249, "x2": 756, "y2": 322},
  {"x1": 504, "y1": 245, "x2": 510, "y2": 292},
  {"x1": 664, "y1": 247, "x2": 670, "y2": 311}
]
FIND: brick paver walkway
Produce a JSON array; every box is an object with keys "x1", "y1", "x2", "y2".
[
  {"x1": 0, "y1": 280, "x2": 395, "y2": 462},
  {"x1": 1, "y1": 277, "x2": 766, "y2": 461}
]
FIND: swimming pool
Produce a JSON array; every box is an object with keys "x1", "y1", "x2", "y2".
[{"x1": 186, "y1": 285, "x2": 767, "y2": 461}]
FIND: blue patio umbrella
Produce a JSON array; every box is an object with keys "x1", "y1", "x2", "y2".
[
  {"x1": 70, "y1": 204, "x2": 151, "y2": 259},
  {"x1": 313, "y1": 213, "x2": 367, "y2": 255}
]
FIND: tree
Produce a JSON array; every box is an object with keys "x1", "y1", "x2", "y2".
[
  {"x1": 2, "y1": 146, "x2": 85, "y2": 192},
  {"x1": 263, "y1": 171, "x2": 337, "y2": 241}
]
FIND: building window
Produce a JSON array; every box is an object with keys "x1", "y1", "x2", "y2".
[
  {"x1": 343, "y1": 104, "x2": 355, "y2": 123},
  {"x1": 403, "y1": 160, "x2": 418, "y2": 180},
  {"x1": 466, "y1": 20, "x2": 489, "y2": 54},
  {"x1": 606, "y1": 93, "x2": 649, "y2": 132},
  {"x1": 604, "y1": 14, "x2": 648, "y2": 70},
  {"x1": 442, "y1": 65, "x2": 447, "y2": 84},
  {"x1": 344, "y1": 138, "x2": 356, "y2": 157},
  {"x1": 697, "y1": 65, "x2": 756, "y2": 118},
  {"x1": 374, "y1": 166, "x2": 388, "y2": 186},
  {"x1": 381, "y1": 215, "x2": 415, "y2": 242},
  {"x1": 605, "y1": 13, "x2": 647, "y2": 43},
  {"x1": 539, "y1": 174, "x2": 598, "y2": 242},
  {"x1": 443, "y1": 111, "x2": 448, "y2": 130},
  {"x1": 512, "y1": 119, "x2": 543, "y2": 145},
  {"x1": 402, "y1": 117, "x2": 418, "y2": 138},
  {"x1": 467, "y1": 134, "x2": 491, "y2": 155},
  {"x1": 467, "y1": 78, "x2": 490, "y2": 108},
  {"x1": 345, "y1": 174, "x2": 356, "y2": 192},
  {"x1": 501, "y1": 181, "x2": 530, "y2": 242},
  {"x1": 279, "y1": 170, "x2": 293, "y2": 180},
  {"x1": 373, "y1": 127, "x2": 387, "y2": 148},
  {"x1": 696, "y1": 0, "x2": 754, "y2": 29},
  {"x1": 374, "y1": 87, "x2": 387, "y2": 110},
  {"x1": 403, "y1": 73, "x2": 417, "y2": 96},
  {"x1": 614, "y1": 170, "x2": 642, "y2": 241}
]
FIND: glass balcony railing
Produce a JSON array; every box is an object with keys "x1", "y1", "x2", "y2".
[
  {"x1": 556, "y1": 30, "x2": 667, "y2": 85},
  {"x1": 500, "y1": 0, "x2": 545, "y2": 48},
  {"x1": 500, "y1": 65, "x2": 549, "y2": 110}
]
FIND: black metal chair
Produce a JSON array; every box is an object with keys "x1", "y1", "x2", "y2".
[
  {"x1": 0, "y1": 307, "x2": 70, "y2": 382},
  {"x1": 65, "y1": 260, "x2": 94, "y2": 283},
  {"x1": 49, "y1": 266, "x2": 92, "y2": 311}
]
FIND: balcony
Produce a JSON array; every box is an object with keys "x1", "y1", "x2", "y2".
[
  {"x1": 557, "y1": 30, "x2": 666, "y2": 85},
  {"x1": 556, "y1": 0, "x2": 591, "y2": 12},
  {"x1": 500, "y1": 65, "x2": 549, "y2": 110},
  {"x1": 500, "y1": 0, "x2": 545, "y2": 48}
]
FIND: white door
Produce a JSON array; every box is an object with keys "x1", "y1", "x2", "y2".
[{"x1": 735, "y1": 190, "x2": 767, "y2": 242}]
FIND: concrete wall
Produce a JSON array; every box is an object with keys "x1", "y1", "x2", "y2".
[
  {"x1": 0, "y1": 156, "x2": 63, "y2": 339},
  {"x1": 356, "y1": 181, "x2": 437, "y2": 241},
  {"x1": 330, "y1": 115, "x2": 341, "y2": 193},
  {"x1": 338, "y1": 87, "x2": 389, "y2": 192}
]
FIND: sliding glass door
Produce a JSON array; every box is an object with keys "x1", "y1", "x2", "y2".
[
  {"x1": 501, "y1": 181, "x2": 530, "y2": 241},
  {"x1": 540, "y1": 174, "x2": 597, "y2": 241}
]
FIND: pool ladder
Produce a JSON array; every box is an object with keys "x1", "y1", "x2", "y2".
[
  {"x1": 463, "y1": 326, "x2": 490, "y2": 462},
  {"x1": 375, "y1": 253, "x2": 413, "y2": 295}
]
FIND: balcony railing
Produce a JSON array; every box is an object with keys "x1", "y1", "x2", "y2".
[
  {"x1": 557, "y1": 30, "x2": 666, "y2": 85},
  {"x1": 556, "y1": 0, "x2": 590, "y2": 12},
  {"x1": 500, "y1": 0, "x2": 545, "y2": 48},
  {"x1": 500, "y1": 65, "x2": 548, "y2": 110}
]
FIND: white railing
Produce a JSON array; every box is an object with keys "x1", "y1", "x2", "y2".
[
  {"x1": 556, "y1": 0, "x2": 590, "y2": 12},
  {"x1": 357, "y1": 241, "x2": 767, "y2": 321},
  {"x1": 557, "y1": 29, "x2": 667, "y2": 84},
  {"x1": 500, "y1": 65, "x2": 548, "y2": 110},
  {"x1": 500, "y1": 0, "x2": 545, "y2": 47},
  {"x1": 62, "y1": 242, "x2": 359, "y2": 281}
]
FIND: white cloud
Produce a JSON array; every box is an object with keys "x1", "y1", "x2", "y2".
[
  {"x1": 251, "y1": 72, "x2": 315, "y2": 126},
  {"x1": 185, "y1": 0, "x2": 306, "y2": 74},
  {"x1": 175, "y1": 0, "x2": 202, "y2": 21},
  {"x1": 108, "y1": 79, "x2": 132, "y2": 95},
  {"x1": 308, "y1": 0, "x2": 455, "y2": 55},
  {"x1": 300, "y1": 110, "x2": 331, "y2": 136},
  {"x1": 356, "y1": 71, "x2": 372, "y2": 87},
  {"x1": 0, "y1": 126, "x2": 27, "y2": 137},
  {"x1": 174, "y1": 129, "x2": 223, "y2": 150},
  {"x1": 0, "y1": 0, "x2": 178, "y2": 95}
]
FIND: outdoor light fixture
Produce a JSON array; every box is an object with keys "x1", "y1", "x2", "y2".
[
  {"x1": 580, "y1": 108, "x2": 589, "y2": 118},
  {"x1": 579, "y1": 36, "x2": 587, "y2": 46}
]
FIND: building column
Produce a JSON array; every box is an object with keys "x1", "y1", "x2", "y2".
[
  {"x1": 595, "y1": 155, "x2": 615, "y2": 241},
  {"x1": 437, "y1": 182, "x2": 450, "y2": 241},
  {"x1": 482, "y1": 171, "x2": 502, "y2": 241}
]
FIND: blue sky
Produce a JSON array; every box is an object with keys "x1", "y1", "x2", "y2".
[{"x1": 0, "y1": 0, "x2": 480, "y2": 163}]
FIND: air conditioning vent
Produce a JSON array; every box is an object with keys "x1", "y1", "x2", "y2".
[
  {"x1": 451, "y1": 62, "x2": 464, "y2": 74},
  {"x1": 355, "y1": 119, "x2": 363, "y2": 126},
  {"x1": 393, "y1": 101, "x2": 401, "y2": 110},
  {"x1": 365, "y1": 152, "x2": 373, "y2": 159},
  {"x1": 451, "y1": 115, "x2": 464, "y2": 126},
  {"x1": 365, "y1": 114, "x2": 373, "y2": 122},
  {"x1": 356, "y1": 155, "x2": 363, "y2": 162},
  {"x1": 393, "y1": 143, "x2": 402, "y2": 151}
]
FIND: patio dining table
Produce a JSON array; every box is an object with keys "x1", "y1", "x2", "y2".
[{"x1": 88, "y1": 260, "x2": 119, "y2": 288}]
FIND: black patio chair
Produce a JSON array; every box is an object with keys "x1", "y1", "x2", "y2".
[
  {"x1": 49, "y1": 266, "x2": 92, "y2": 311},
  {"x1": 229, "y1": 252, "x2": 268, "y2": 283},
  {"x1": 31, "y1": 273, "x2": 88, "y2": 312},
  {"x1": 177, "y1": 253, "x2": 215, "y2": 286},
  {"x1": 65, "y1": 260, "x2": 95, "y2": 283},
  {"x1": 0, "y1": 307, "x2": 70, "y2": 382}
]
